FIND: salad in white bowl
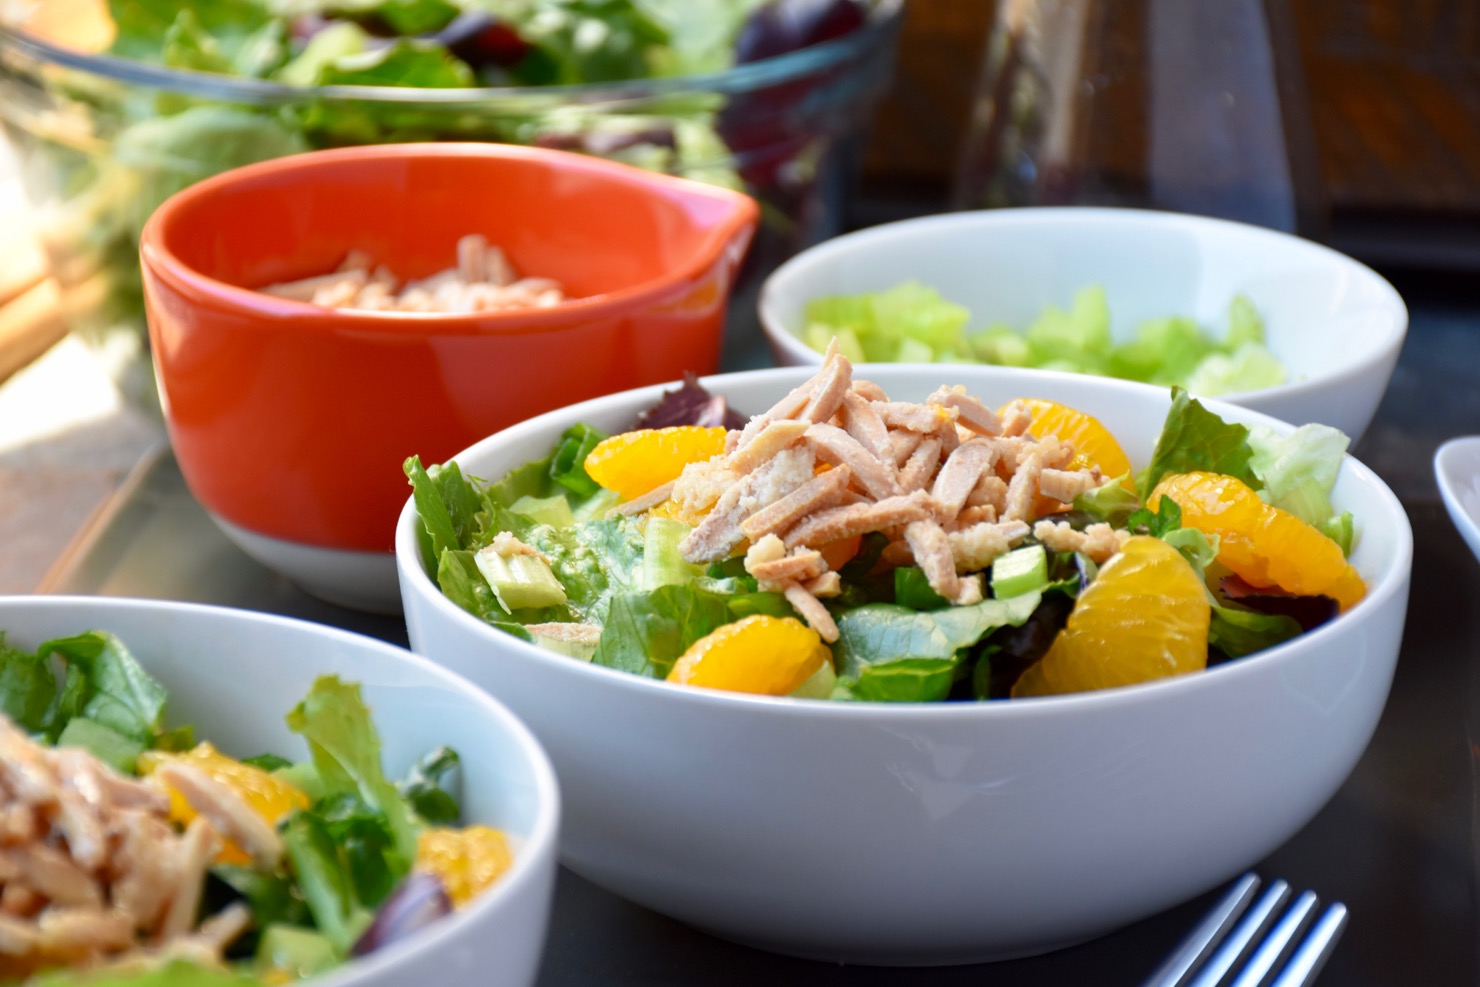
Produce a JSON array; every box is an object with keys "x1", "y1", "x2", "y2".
[
  {"x1": 392, "y1": 358, "x2": 1409, "y2": 964},
  {"x1": 406, "y1": 342, "x2": 1366, "y2": 703},
  {"x1": 0, "y1": 596, "x2": 559, "y2": 987}
]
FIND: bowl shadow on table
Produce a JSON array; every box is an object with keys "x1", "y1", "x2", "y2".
[{"x1": 541, "y1": 867, "x2": 1243, "y2": 986}]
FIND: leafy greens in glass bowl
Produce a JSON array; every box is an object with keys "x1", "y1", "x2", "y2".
[{"x1": 0, "y1": 0, "x2": 902, "y2": 402}]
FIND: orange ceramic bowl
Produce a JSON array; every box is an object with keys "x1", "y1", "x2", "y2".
[{"x1": 141, "y1": 143, "x2": 757, "y2": 611}]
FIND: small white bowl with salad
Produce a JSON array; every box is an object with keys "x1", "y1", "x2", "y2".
[
  {"x1": 759, "y1": 207, "x2": 1408, "y2": 443},
  {"x1": 0, "y1": 595, "x2": 559, "y2": 987},
  {"x1": 394, "y1": 357, "x2": 1411, "y2": 965}
]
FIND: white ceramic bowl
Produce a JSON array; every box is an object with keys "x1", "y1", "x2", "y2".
[
  {"x1": 395, "y1": 365, "x2": 1411, "y2": 966},
  {"x1": 0, "y1": 595, "x2": 560, "y2": 987},
  {"x1": 1435, "y1": 436, "x2": 1480, "y2": 562},
  {"x1": 759, "y1": 207, "x2": 1408, "y2": 444}
]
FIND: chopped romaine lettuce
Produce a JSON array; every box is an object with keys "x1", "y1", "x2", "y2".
[
  {"x1": 33, "y1": 958, "x2": 268, "y2": 986},
  {"x1": 800, "y1": 284, "x2": 1286, "y2": 396},
  {"x1": 593, "y1": 583, "x2": 735, "y2": 679},
  {"x1": 396, "y1": 746, "x2": 462, "y2": 826},
  {"x1": 548, "y1": 423, "x2": 609, "y2": 499},
  {"x1": 284, "y1": 676, "x2": 420, "y2": 868},
  {"x1": 1207, "y1": 603, "x2": 1304, "y2": 660},
  {"x1": 1246, "y1": 422, "x2": 1354, "y2": 553},
  {"x1": 1138, "y1": 388, "x2": 1260, "y2": 501},
  {"x1": 0, "y1": 630, "x2": 167, "y2": 745},
  {"x1": 832, "y1": 593, "x2": 1042, "y2": 702}
]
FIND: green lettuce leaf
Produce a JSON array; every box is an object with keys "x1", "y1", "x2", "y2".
[
  {"x1": 284, "y1": 676, "x2": 419, "y2": 867},
  {"x1": 108, "y1": 0, "x2": 278, "y2": 65},
  {"x1": 1246, "y1": 422, "x2": 1351, "y2": 545},
  {"x1": 635, "y1": 0, "x2": 768, "y2": 75},
  {"x1": 315, "y1": 38, "x2": 474, "y2": 88},
  {"x1": 325, "y1": 0, "x2": 461, "y2": 35},
  {"x1": 593, "y1": 583, "x2": 732, "y2": 679},
  {"x1": 5, "y1": 632, "x2": 169, "y2": 744},
  {"x1": 209, "y1": 865, "x2": 312, "y2": 932},
  {"x1": 1138, "y1": 387, "x2": 1259, "y2": 500},
  {"x1": 1025, "y1": 284, "x2": 1112, "y2": 374},
  {"x1": 405, "y1": 456, "x2": 491, "y2": 560},
  {"x1": 396, "y1": 746, "x2": 462, "y2": 826},
  {"x1": 1071, "y1": 473, "x2": 1142, "y2": 527},
  {"x1": 33, "y1": 958, "x2": 266, "y2": 986},
  {"x1": 1208, "y1": 603, "x2": 1304, "y2": 659},
  {"x1": 0, "y1": 633, "x2": 56, "y2": 734},
  {"x1": 1183, "y1": 341, "x2": 1287, "y2": 396},
  {"x1": 833, "y1": 593, "x2": 1043, "y2": 702},
  {"x1": 113, "y1": 106, "x2": 309, "y2": 241},
  {"x1": 509, "y1": 514, "x2": 646, "y2": 624},
  {"x1": 548, "y1": 423, "x2": 608, "y2": 499},
  {"x1": 280, "y1": 811, "x2": 372, "y2": 956},
  {"x1": 316, "y1": 793, "x2": 402, "y2": 907},
  {"x1": 513, "y1": 0, "x2": 670, "y2": 85},
  {"x1": 274, "y1": 21, "x2": 371, "y2": 87}
]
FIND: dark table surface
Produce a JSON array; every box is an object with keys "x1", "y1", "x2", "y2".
[{"x1": 40, "y1": 267, "x2": 1480, "y2": 986}]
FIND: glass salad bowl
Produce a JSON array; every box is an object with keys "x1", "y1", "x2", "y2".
[{"x1": 0, "y1": 0, "x2": 903, "y2": 404}]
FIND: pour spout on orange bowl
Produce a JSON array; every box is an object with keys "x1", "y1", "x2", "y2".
[{"x1": 140, "y1": 143, "x2": 759, "y2": 613}]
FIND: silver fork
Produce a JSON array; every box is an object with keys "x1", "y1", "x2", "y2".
[{"x1": 1141, "y1": 873, "x2": 1349, "y2": 987}]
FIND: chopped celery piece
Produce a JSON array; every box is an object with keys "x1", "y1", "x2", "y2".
[
  {"x1": 968, "y1": 326, "x2": 1032, "y2": 366},
  {"x1": 990, "y1": 545, "x2": 1049, "y2": 599},
  {"x1": 256, "y1": 923, "x2": 338, "y2": 980},
  {"x1": 530, "y1": 631, "x2": 598, "y2": 662},
  {"x1": 1225, "y1": 293, "x2": 1266, "y2": 348},
  {"x1": 1323, "y1": 512, "x2": 1355, "y2": 557},
  {"x1": 803, "y1": 292, "x2": 873, "y2": 335},
  {"x1": 509, "y1": 494, "x2": 575, "y2": 528},
  {"x1": 475, "y1": 544, "x2": 567, "y2": 611},
  {"x1": 573, "y1": 488, "x2": 622, "y2": 522},
  {"x1": 1025, "y1": 285, "x2": 1112, "y2": 372},
  {"x1": 56, "y1": 717, "x2": 144, "y2": 774},
  {"x1": 803, "y1": 324, "x2": 866, "y2": 363},
  {"x1": 895, "y1": 336, "x2": 935, "y2": 363},
  {"x1": 1183, "y1": 341, "x2": 1287, "y2": 396},
  {"x1": 870, "y1": 281, "x2": 970, "y2": 353},
  {"x1": 793, "y1": 281, "x2": 1286, "y2": 395},
  {"x1": 643, "y1": 517, "x2": 700, "y2": 590},
  {"x1": 789, "y1": 657, "x2": 838, "y2": 699}
]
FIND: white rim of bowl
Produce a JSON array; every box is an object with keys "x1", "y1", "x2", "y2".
[
  {"x1": 758, "y1": 206, "x2": 1410, "y2": 405},
  {"x1": 0, "y1": 0, "x2": 904, "y2": 104}
]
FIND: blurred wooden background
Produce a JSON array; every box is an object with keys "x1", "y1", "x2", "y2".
[{"x1": 860, "y1": 0, "x2": 1480, "y2": 270}]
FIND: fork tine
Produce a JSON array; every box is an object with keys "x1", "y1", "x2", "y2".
[
  {"x1": 1145, "y1": 878, "x2": 1348, "y2": 987},
  {"x1": 1268, "y1": 903, "x2": 1349, "y2": 987},
  {"x1": 1227, "y1": 890, "x2": 1320, "y2": 987},
  {"x1": 1187, "y1": 879, "x2": 1293, "y2": 987},
  {"x1": 1142, "y1": 873, "x2": 1262, "y2": 987}
]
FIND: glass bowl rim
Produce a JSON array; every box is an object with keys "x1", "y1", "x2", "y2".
[{"x1": 0, "y1": 0, "x2": 905, "y2": 106}]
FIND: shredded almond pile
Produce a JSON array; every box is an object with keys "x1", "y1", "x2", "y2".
[
  {"x1": 261, "y1": 234, "x2": 565, "y2": 313},
  {"x1": 0, "y1": 718, "x2": 261, "y2": 980},
  {"x1": 668, "y1": 344, "x2": 1131, "y2": 642}
]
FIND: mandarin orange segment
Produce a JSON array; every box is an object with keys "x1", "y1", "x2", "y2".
[
  {"x1": 138, "y1": 742, "x2": 310, "y2": 866},
  {"x1": 1012, "y1": 535, "x2": 1211, "y2": 698},
  {"x1": 416, "y1": 825, "x2": 514, "y2": 908},
  {"x1": 818, "y1": 534, "x2": 863, "y2": 571},
  {"x1": 583, "y1": 426, "x2": 728, "y2": 501},
  {"x1": 1002, "y1": 398, "x2": 1134, "y2": 490},
  {"x1": 667, "y1": 614, "x2": 832, "y2": 696},
  {"x1": 1149, "y1": 471, "x2": 1365, "y2": 611}
]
